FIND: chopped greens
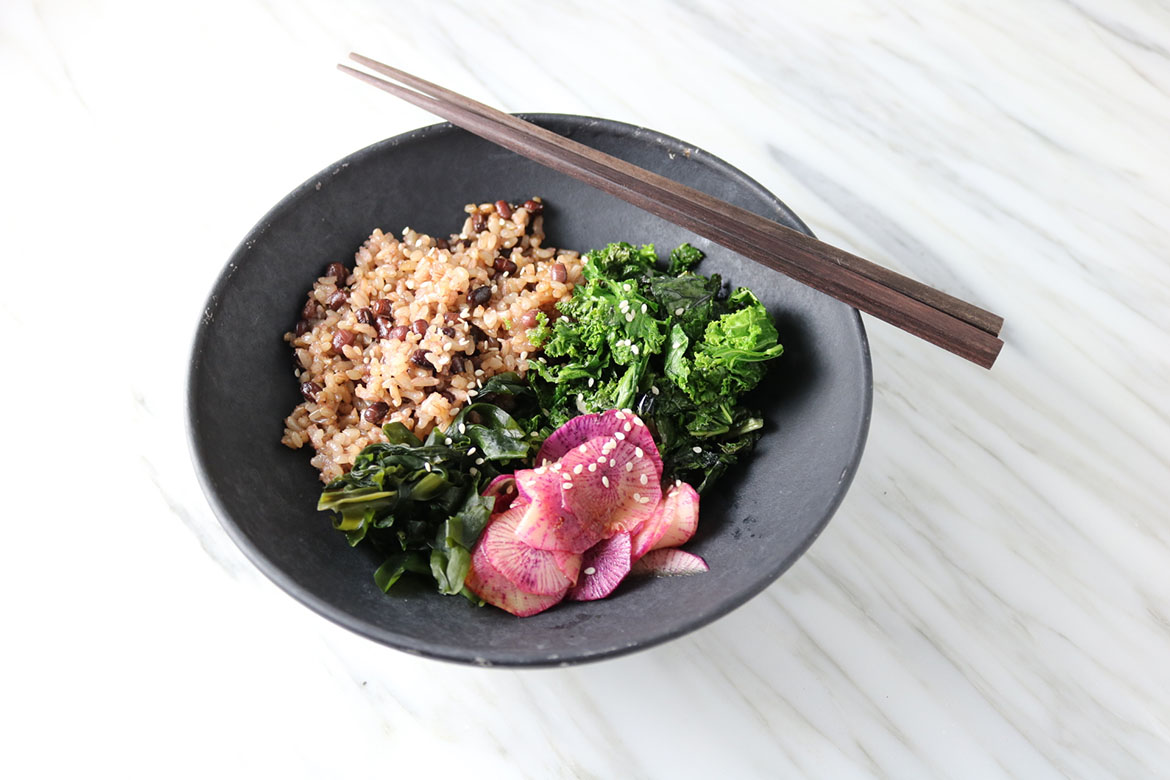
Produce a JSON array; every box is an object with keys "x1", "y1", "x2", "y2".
[
  {"x1": 530, "y1": 242, "x2": 783, "y2": 492},
  {"x1": 317, "y1": 374, "x2": 542, "y2": 597}
]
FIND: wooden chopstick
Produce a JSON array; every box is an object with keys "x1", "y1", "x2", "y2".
[{"x1": 339, "y1": 55, "x2": 1005, "y2": 369}]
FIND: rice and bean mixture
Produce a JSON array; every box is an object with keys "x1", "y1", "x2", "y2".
[{"x1": 282, "y1": 198, "x2": 583, "y2": 482}]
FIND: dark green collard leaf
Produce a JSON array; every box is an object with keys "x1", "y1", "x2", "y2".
[
  {"x1": 668, "y1": 243, "x2": 703, "y2": 275},
  {"x1": 318, "y1": 388, "x2": 539, "y2": 598}
]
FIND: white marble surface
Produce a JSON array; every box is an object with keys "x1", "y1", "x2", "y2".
[{"x1": 2, "y1": 0, "x2": 1168, "y2": 776}]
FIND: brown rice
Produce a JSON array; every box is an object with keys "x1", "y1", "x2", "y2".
[{"x1": 281, "y1": 199, "x2": 582, "y2": 482}]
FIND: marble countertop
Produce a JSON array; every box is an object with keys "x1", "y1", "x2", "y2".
[{"x1": 3, "y1": 0, "x2": 1168, "y2": 777}]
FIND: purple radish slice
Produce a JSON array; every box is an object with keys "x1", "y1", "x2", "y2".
[
  {"x1": 631, "y1": 481, "x2": 701, "y2": 559},
  {"x1": 630, "y1": 548, "x2": 709, "y2": 577},
  {"x1": 556, "y1": 434, "x2": 661, "y2": 541},
  {"x1": 465, "y1": 541, "x2": 566, "y2": 617},
  {"x1": 479, "y1": 504, "x2": 577, "y2": 596},
  {"x1": 565, "y1": 532, "x2": 633, "y2": 601},
  {"x1": 482, "y1": 474, "x2": 519, "y2": 513},
  {"x1": 537, "y1": 410, "x2": 661, "y2": 478}
]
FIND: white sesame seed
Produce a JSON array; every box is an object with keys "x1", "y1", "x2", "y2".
[
  {"x1": 470, "y1": 467, "x2": 478, "y2": 476},
  {"x1": 424, "y1": 462, "x2": 433, "y2": 472},
  {"x1": 573, "y1": 464, "x2": 583, "y2": 474},
  {"x1": 625, "y1": 461, "x2": 634, "y2": 472},
  {"x1": 633, "y1": 417, "x2": 645, "y2": 427},
  {"x1": 625, "y1": 313, "x2": 635, "y2": 322},
  {"x1": 588, "y1": 463, "x2": 597, "y2": 472},
  {"x1": 597, "y1": 455, "x2": 607, "y2": 463},
  {"x1": 588, "y1": 377, "x2": 595, "y2": 387},
  {"x1": 475, "y1": 369, "x2": 485, "y2": 377},
  {"x1": 475, "y1": 458, "x2": 484, "y2": 465},
  {"x1": 631, "y1": 345, "x2": 639, "y2": 355},
  {"x1": 562, "y1": 482, "x2": 573, "y2": 490},
  {"x1": 641, "y1": 303, "x2": 648, "y2": 313},
  {"x1": 578, "y1": 444, "x2": 588, "y2": 453},
  {"x1": 639, "y1": 474, "x2": 648, "y2": 485},
  {"x1": 535, "y1": 465, "x2": 546, "y2": 474},
  {"x1": 614, "y1": 411, "x2": 626, "y2": 420},
  {"x1": 614, "y1": 431, "x2": 626, "y2": 440},
  {"x1": 623, "y1": 422, "x2": 632, "y2": 432},
  {"x1": 623, "y1": 283, "x2": 631, "y2": 291},
  {"x1": 551, "y1": 463, "x2": 561, "y2": 472},
  {"x1": 633, "y1": 492, "x2": 641, "y2": 502},
  {"x1": 584, "y1": 567, "x2": 597, "y2": 575},
  {"x1": 601, "y1": 476, "x2": 610, "y2": 488},
  {"x1": 520, "y1": 351, "x2": 528, "y2": 360},
  {"x1": 635, "y1": 446, "x2": 643, "y2": 458},
  {"x1": 675, "y1": 307, "x2": 684, "y2": 316},
  {"x1": 609, "y1": 458, "x2": 616, "y2": 467},
  {"x1": 650, "y1": 386, "x2": 660, "y2": 396},
  {"x1": 467, "y1": 447, "x2": 476, "y2": 455},
  {"x1": 693, "y1": 446, "x2": 702, "y2": 453},
  {"x1": 445, "y1": 437, "x2": 452, "y2": 445},
  {"x1": 468, "y1": 389, "x2": 478, "y2": 397},
  {"x1": 458, "y1": 423, "x2": 466, "y2": 434}
]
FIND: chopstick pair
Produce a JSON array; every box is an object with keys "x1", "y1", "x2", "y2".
[{"x1": 339, "y1": 54, "x2": 1004, "y2": 369}]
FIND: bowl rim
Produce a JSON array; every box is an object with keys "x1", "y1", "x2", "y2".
[{"x1": 187, "y1": 113, "x2": 873, "y2": 667}]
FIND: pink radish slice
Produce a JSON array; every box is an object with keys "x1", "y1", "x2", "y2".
[
  {"x1": 537, "y1": 410, "x2": 660, "y2": 477},
  {"x1": 553, "y1": 550, "x2": 584, "y2": 586},
  {"x1": 465, "y1": 542, "x2": 566, "y2": 617},
  {"x1": 514, "y1": 496, "x2": 602, "y2": 554},
  {"x1": 565, "y1": 532, "x2": 633, "y2": 601},
  {"x1": 482, "y1": 474, "x2": 519, "y2": 513},
  {"x1": 479, "y1": 503, "x2": 577, "y2": 596},
  {"x1": 556, "y1": 434, "x2": 661, "y2": 540},
  {"x1": 631, "y1": 481, "x2": 701, "y2": 559},
  {"x1": 630, "y1": 548, "x2": 709, "y2": 576}
]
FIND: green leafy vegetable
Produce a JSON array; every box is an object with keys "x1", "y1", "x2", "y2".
[
  {"x1": 317, "y1": 374, "x2": 541, "y2": 596},
  {"x1": 529, "y1": 242, "x2": 783, "y2": 492}
]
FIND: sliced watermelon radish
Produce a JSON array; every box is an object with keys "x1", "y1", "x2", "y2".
[
  {"x1": 556, "y1": 434, "x2": 661, "y2": 537},
  {"x1": 482, "y1": 474, "x2": 519, "y2": 513},
  {"x1": 513, "y1": 470, "x2": 603, "y2": 553},
  {"x1": 552, "y1": 549, "x2": 584, "y2": 586},
  {"x1": 537, "y1": 410, "x2": 660, "y2": 477},
  {"x1": 631, "y1": 481, "x2": 701, "y2": 560},
  {"x1": 630, "y1": 548, "x2": 709, "y2": 577},
  {"x1": 565, "y1": 532, "x2": 633, "y2": 601},
  {"x1": 480, "y1": 504, "x2": 578, "y2": 596},
  {"x1": 465, "y1": 542, "x2": 566, "y2": 617}
]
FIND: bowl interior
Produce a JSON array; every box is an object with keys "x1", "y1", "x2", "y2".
[{"x1": 189, "y1": 115, "x2": 871, "y2": 666}]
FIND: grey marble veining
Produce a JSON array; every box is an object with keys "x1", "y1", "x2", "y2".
[{"x1": 1, "y1": 0, "x2": 1168, "y2": 777}]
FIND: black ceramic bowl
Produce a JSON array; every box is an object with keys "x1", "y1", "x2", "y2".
[{"x1": 189, "y1": 115, "x2": 871, "y2": 667}]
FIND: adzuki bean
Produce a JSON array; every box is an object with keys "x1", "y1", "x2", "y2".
[
  {"x1": 325, "y1": 262, "x2": 348, "y2": 282},
  {"x1": 362, "y1": 401, "x2": 389, "y2": 424},
  {"x1": 300, "y1": 381, "x2": 322, "y2": 402},
  {"x1": 494, "y1": 200, "x2": 513, "y2": 219}
]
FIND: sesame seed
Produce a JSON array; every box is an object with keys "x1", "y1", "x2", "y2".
[
  {"x1": 693, "y1": 446, "x2": 702, "y2": 453},
  {"x1": 573, "y1": 464, "x2": 583, "y2": 474},
  {"x1": 623, "y1": 422, "x2": 632, "y2": 432},
  {"x1": 641, "y1": 303, "x2": 647, "y2": 313},
  {"x1": 675, "y1": 307, "x2": 684, "y2": 316},
  {"x1": 445, "y1": 437, "x2": 452, "y2": 445},
  {"x1": 578, "y1": 444, "x2": 588, "y2": 453},
  {"x1": 614, "y1": 411, "x2": 626, "y2": 420},
  {"x1": 588, "y1": 377, "x2": 594, "y2": 388},
  {"x1": 631, "y1": 345, "x2": 639, "y2": 355},
  {"x1": 588, "y1": 463, "x2": 597, "y2": 472},
  {"x1": 623, "y1": 283, "x2": 632, "y2": 291},
  {"x1": 651, "y1": 386, "x2": 660, "y2": 396},
  {"x1": 535, "y1": 465, "x2": 546, "y2": 474},
  {"x1": 563, "y1": 482, "x2": 573, "y2": 490},
  {"x1": 614, "y1": 431, "x2": 625, "y2": 440},
  {"x1": 584, "y1": 567, "x2": 597, "y2": 576},
  {"x1": 633, "y1": 418, "x2": 645, "y2": 427},
  {"x1": 635, "y1": 446, "x2": 643, "y2": 458},
  {"x1": 467, "y1": 389, "x2": 478, "y2": 397},
  {"x1": 625, "y1": 461, "x2": 634, "y2": 472},
  {"x1": 625, "y1": 313, "x2": 635, "y2": 322},
  {"x1": 551, "y1": 463, "x2": 561, "y2": 472},
  {"x1": 475, "y1": 369, "x2": 485, "y2": 377},
  {"x1": 475, "y1": 458, "x2": 484, "y2": 465},
  {"x1": 639, "y1": 474, "x2": 648, "y2": 485},
  {"x1": 470, "y1": 467, "x2": 478, "y2": 476},
  {"x1": 609, "y1": 459, "x2": 616, "y2": 467},
  {"x1": 601, "y1": 476, "x2": 610, "y2": 488},
  {"x1": 424, "y1": 462, "x2": 433, "y2": 472},
  {"x1": 633, "y1": 492, "x2": 641, "y2": 502},
  {"x1": 467, "y1": 446, "x2": 476, "y2": 455},
  {"x1": 458, "y1": 423, "x2": 466, "y2": 434},
  {"x1": 597, "y1": 455, "x2": 607, "y2": 463}
]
